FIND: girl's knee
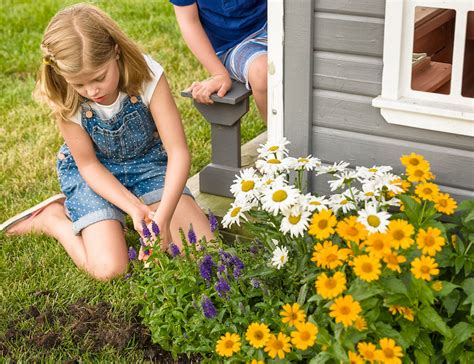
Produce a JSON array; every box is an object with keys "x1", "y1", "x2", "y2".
[{"x1": 89, "y1": 257, "x2": 128, "y2": 281}]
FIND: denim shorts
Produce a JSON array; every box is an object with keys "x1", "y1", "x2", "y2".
[
  {"x1": 57, "y1": 142, "x2": 193, "y2": 235},
  {"x1": 218, "y1": 23, "x2": 267, "y2": 90}
]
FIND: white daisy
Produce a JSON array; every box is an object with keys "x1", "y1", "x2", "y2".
[
  {"x1": 261, "y1": 183, "x2": 300, "y2": 216},
  {"x1": 255, "y1": 156, "x2": 291, "y2": 176},
  {"x1": 230, "y1": 167, "x2": 261, "y2": 201},
  {"x1": 271, "y1": 245, "x2": 289, "y2": 269},
  {"x1": 329, "y1": 190, "x2": 357, "y2": 215},
  {"x1": 303, "y1": 194, "x2": 330, "y2": 212},
  {"x1": 222, "y1": 201, "x2": 252, "y2": 228},
  {"x1": 373, "y1": 173, "x2": 404, "y2": 195},
  {"x1": 259, "y1": 174, "x2": 287, "y2": 189},
  {"x1": 288, "y1": 155, "x2": 321, "y2": 171},
  {"x1": 257, "y1": 137, "x2": 290, "y2": 159},
  {"x1": 359, "y1": 181, "x2": 382, "y2": 202},
  {"x1": 280, "y1": 205, "x2": 311, "y2": 238},
  {"x1": 315, "y1": 161, "x2": 350, "y2": 176},
  {"x1": 356, "y1": 165, "x2": 393, "y2": 180},
  {"x1": 328, "y1": 170, "x2": 358, "y2": 191},
  {"x1": 357, "y1": 204, "x2": 391, "y2": 233}
]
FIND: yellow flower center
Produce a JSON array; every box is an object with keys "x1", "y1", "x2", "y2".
[
  {"x1": 346, "y1": 226, "x2": 359, "y2": 236},
  {"x1": 300, "y1": 331, "x2": 310, "y2": 341},
  {"x1": 310, "y1": 201, "x2": 321, "y2": 205},
  {"x1": 393, "y1": 230, "x2": 405, "y2": 240},
  {"x1": 274, "y1": 340, "x2": 283, "y2": 350},
  {"x1": 409, "y1": 158, "x2": 420, "y2": 166},
  {"x1": 425, "y1": 235, "x2": 435, "y2": 247},
  {"x1": 387, "y1": 254, "x2": 399, "y2": 265},
  {"x1": 231, "y1": 207, "x2": 241, "y2": 217},
  {"x1": 421, "y1": 265, "x2": 431, "y2": 274},
  {"x1": 362, "y1": 263, "x2": 373, "y2": 273},
  {"x1": 365, "y1": 192, "x2": 374, "y2": 196},
  {"x1": 369, "y1": 168, "x2": 378, "y2": 172},
  {"x1": 340, "y1": 305, "x2": 351, "y2": 315},
  {"x1": 318, "y1": 219, "x2": 328, "y2": 229},
  {"x1": 269, "y1": 146, "x2": 279, "y2": 152},
  {"x1": 289, "y1": 214, "x2": 301, "y2": 224},
  {"x1": 414, "y1": 169, "x2": 424, "y2": 177},
  {"x1": 280, "y1": 256, "x2": 285, "y2": 262},
  {"x1": 365, "y1": 351, "x2": 375, "y2": 359},
  {"x1": 326, "y1": 254, "x2": 337, "y2": 262},
  {"x1": 367, "y1": 215, "x2": 381, "y2": 227},
  {"x1": 241, "y1": 180, "x2": 255, "y2": 192},
  {"x1": 267, "y1": 159, "x2": 281, "y2": 164},
  {"x1": 225, "y1": 340, "x2": 234, "y2": 349},
  {"x1": 325, "y1": 278, "x2": 337, "y2": 289},
  {"x1": 383, "y1": 348, "x2": 394, "y2": 358},
  {"x1": 254, "y1": 331, "x2": 263, "y2": 340},
  {"x1": 272, "y1": 190, "x2": 288, "y2": 202},
  {"x1": 341, "y1": 199, "x2": 348, "y2": 205},
  {"x1": 373, "y1": 239, "x2": 384, "y2": 250},
  {"x1": 298, "y1": 158, "x2": 309, "y2": 163},
  {"x1": 439, "y1": 199, "x2": 447, "y2": 207},
  {"x1": 423, "y1": 187, "x2": 433, "y2": 194},
  {"x1": 290, "y1": 312, "x2": 298, "y2": 320}
]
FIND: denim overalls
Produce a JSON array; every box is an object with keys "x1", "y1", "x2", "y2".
[{"x1": 57, "y1": 95, "x2": 191, "y2": 235}]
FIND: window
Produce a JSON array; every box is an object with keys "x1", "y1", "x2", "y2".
[{"x1": 372, "y1": 0, "x2": 473, "y2": 136}]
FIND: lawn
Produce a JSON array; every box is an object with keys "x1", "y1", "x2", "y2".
[{"x1": 0, "y1": 0, "x2": 264, "y2": 361}]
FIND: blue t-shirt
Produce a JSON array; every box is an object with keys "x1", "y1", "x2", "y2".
[{"x1": 170, "y1": 0, "x2": 267, "y2": 54}]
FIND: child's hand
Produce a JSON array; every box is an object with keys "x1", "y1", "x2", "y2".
[
  {"x1": 131, "y1": 204, "x2": 154, "y2": 238},
  {"x1": 187, "y1": 73, "x2": 232, "y2": 104}
]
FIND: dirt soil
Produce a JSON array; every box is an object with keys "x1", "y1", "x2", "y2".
[{"x1": 1, "y1": 291, "x2": 201, "y2": 363}]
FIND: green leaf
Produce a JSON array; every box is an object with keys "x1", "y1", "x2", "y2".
[
  {"x1": 457, "y1": 200, "x2": 474, "y2": 212},
  {"x1": 380, "y1": 276, "x2": 408, "y2": 295},
  {"x1": 309, "y1": 352, "x2": 332, "y2": 364},
  {"x1": 374, "y1": 322, "x2": 408, "y2": 349},
  {"x1": 411, "y1": 277, "x2": 435, "y2": 305},
  {"x1": 297, "y1": 283, "x2": 309, "y2": 306},
  {"x1": 464, "y1": 209, "x2": 474, "y2": 223},
  {"x1": 462, "y1": 278, "x2": 474, "y2": 295},
  {"x1": 399, "y1": 320, "x2": 420, "y2": 346},
  {"x1": 442, "y1": 322, "x2": 474, "y2": 355},
  {"x1": 415, "y1": 331, "x2": 435, "y2": 356},
  {"x1": 459, "y1": 351, "x2": 474, "y2": 364},
  {"x1": 414, "y1": 349, "x2": 431, "y2": 364},
  {"x1": 441, "y1": 289, "x2": 461, "y2": 317},
  {"x1": 417, "y1": 305, "x2": 452, "y2": 338},
  {"x1": 347, "y1": 279, "x2": 383, "y2": 301},
  {"x1": 435, "y1": 281, "x2": 460, "y2": 297}
]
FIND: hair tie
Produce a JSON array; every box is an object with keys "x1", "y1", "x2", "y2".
[{"x1": 40, "y1": 43, "x2": 55, "y2": 66}]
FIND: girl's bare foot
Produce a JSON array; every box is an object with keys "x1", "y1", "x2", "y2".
[{"x1": 7, "y1": 202, "x2": 67, "y2": 235}]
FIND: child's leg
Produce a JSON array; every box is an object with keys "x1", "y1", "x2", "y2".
[
  {"x1": 150, "y1": 195, "x2": 214, "y2": 248},
  {"x1": 9, "y1": 202, "x2": 128, "y2": 281},
  {"x1": 248, "y1": 53, "x2": 268, "y2": 123}
]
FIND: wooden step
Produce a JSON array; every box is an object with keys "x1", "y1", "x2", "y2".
[{"x1": 411, "y1": 61, "x2": 451, "y2": 93}]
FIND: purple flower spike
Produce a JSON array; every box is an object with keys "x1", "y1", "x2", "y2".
[
  {"x1": 218, "y1": 264, "x2": 226, "y2": 273},
  {"x1": 139, "y1": 237, "x2": 146, "y2": 247},
  {"x1": 141, "y1": 220, "x2": 151, "y2": 240},
  {"x1": 208, "y1": 210, "x2": 218, "y2": 232},
  {"x1": 201, "y1": 295, "x2": 217, "y2": 318},
  {"x1": 250, "y1": 278, "x2": 260, "y2": 288},
  {"x1": 151, "y1": 221, "x2": 160, "y2": 236},
  {"x1": 188, "y1": 226, "x2": 197, "y2": 244},
  {"x1": 128, "y1": 247, "x2": 137, "y2": 260},
  {"x1": 199, "y1": 255, "x2": 216, "y2": 282},
  {"x1": 169, "y1": 243, "x2": 181, "y2": 257},
  {"x1": 215, "y1": 277, "x2": 231, "y2": 298}
]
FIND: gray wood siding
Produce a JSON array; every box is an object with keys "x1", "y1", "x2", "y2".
[{"x1": 306, "y1": 0, "x2": 474, "y2": 199}]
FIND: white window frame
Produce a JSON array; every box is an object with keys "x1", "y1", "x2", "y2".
[{"x1": 372, "y1": 0, "x2": 474, "y2": 137}]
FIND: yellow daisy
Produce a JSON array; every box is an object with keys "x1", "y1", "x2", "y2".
[
  {"x1": 329, "y1": 295, "x2": 362, "y2": 327},
  {"x1": 416, "y1": 227, "x2": 445, "y2": 256},
  {"x1": 280, "y1": 303, "x2": 305, "y2": 327},
  {"x1": 348, "y1": 350, "x2": 364, "y2": 364},
  {"x1": 311, "y1": 241, "x2": 351, "y2": 269},
  {"x1": 336, "y1": 216, "x2": 368, "y2": 245},
  {"x1": 375, "y1": 338, "x2": 403, "y2": 364},
  {"x1": 400, "y1": 152, "x2": 426, "y2": 168},
  {"x1": 248, "y1": 360, "x2": 264, "y2": 364},
  {"x1": 245, "y1": 322, "x2": 270, "y2": 349},
  {"x1": 388, "y1": 305, "x2": 415, "y2": 321},
  {"x1": 354, "y1": 316, "x2": 367, "y2": 331},
  {"x1": 308, "y1": 209, "x2": 337, "y2": 240},
  {"x1": 405, "y1": 159, "x2": 433, "y2": 181},
  {"x1": 415, "y1": 182, "x2": 440, "y2": 201},
  {"x1": 383, "y1": 252, "x2": 407, "y2": 273},
  {"x1": 290, "y1": 321, "x2": 318, "y2": 350},
  {"x1": 315, "y1": 271, "x2": 347, "y2": 299},
  {"x1": 434, "y1": 193, "x2": 457, "y2": 215},
  {"x1": 264, "y1": 332, "x2": 291, "y2": 359},
  {"x1": 215, "y1": 332, "x2": 241, "y2": 357},
  {"x1": 431, "y1": 281, "x2": 443, "y2": 292},
  {"x1": 411, "y1": 255, "x2": 439, "y2": 281},
  {"x1": 363, "y1": 232, "x2": 392, "y2": 258},
  {"x1": 353, "y1": 255, "x2": 382, "y2": 282},
  {"x1": 357, "y1": 341, "x2": 377, "y2": 363},
  {"x1": 387, "y1": 219, "x2": 414, "y2": 249}
]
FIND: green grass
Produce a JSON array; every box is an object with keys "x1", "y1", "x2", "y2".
[{"x1": 0, "y1": 0, "x2": 264, "y2": 360}]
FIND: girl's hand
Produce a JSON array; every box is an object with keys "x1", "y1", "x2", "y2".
[
  {"x1": 130, "y1": 204, "x2": 154, "y2": 238},
  {"x1": 149, "y1": 214, "x2": 172, "y2": 252},
  {"x1": 187, "y1": 73, "x2": 232, "y2": 104}
]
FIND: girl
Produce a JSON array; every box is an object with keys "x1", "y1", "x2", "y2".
[{"x1": 1, "y1": 3, "x2": 213, "y2": 280}]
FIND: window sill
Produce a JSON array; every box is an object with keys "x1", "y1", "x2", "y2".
[{"x1": 372, "y1": 96, "x2": 474, "y2": 136}]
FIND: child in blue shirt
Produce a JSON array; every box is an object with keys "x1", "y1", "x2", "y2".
[{"x1": 170, "y1": 0, "x2": 268, "y2": 122}]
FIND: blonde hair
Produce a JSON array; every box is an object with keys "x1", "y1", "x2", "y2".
[{"x1": 35, "y1": 3, "x2": 152, "y2": 121}]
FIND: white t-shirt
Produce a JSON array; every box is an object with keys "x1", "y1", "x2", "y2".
[{"x1": 70, "y1": 55, "x2": 163, "y2": 125}]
